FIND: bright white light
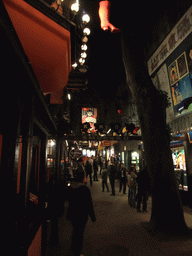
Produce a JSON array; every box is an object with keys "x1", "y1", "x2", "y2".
[
  {"x1": 67, "y1": 93, "x2": 71, "y2": 100},
  {"x1": 79, "y1": 58, "x2": 85, "y2": 64},
  {"x1": 81, "y1": 44, "x2": 87, "y2": 51},
  {"x1": 71, "y1": 3, "x2": 79, "y2": 12},
  {"x1": 72, "y1": 62, "x2": 78, "y2": 68},
  {"x1": 107, "y1": 128, "x2": 111, "y2": 134},
  {"x1": 50, "y1": 140, "x2": 55, "y2": 147},
  {"x1": 82, "y1": 14, "x2": 90, "y2": 23},
  {"x1": 81, "y1": 52, "x2": 87, "y2": 58},
  {"x1": 83, "y1": 28, "x2": 91, "y2": 36}
]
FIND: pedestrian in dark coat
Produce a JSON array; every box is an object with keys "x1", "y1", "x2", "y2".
[
  {"x1": 119, "y1": 163, "x2": 127, "y2": 194},
  {"x1": 101, "y1": 169, "x2": 109, "y2": 192},
  {"x1": 128, "y1": 167, "x2": 137, "y2": 207},
  {"x1": 93, "y1": 158, "x2": 99, "y2": 181},
  {"x1": 67, "y1": 172, "x2": 96, "y2": 256},
  {"x1": 109, "y1": 163, "x2": 117, "y2": 195},
  {"x1": 136, "y1": 166, "x2": 151, "y2": 212},
  {"x1": 85, "y1": 160, "x2": 92, "y2": 186}
]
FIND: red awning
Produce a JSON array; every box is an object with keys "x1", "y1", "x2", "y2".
[{"x1": 3, "y1": 0, "x2": 71, "y2": 104}]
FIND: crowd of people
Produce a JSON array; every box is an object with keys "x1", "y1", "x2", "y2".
[
  {"x1": 66, "y1": 155, "x2": 151, "y2": 212},
  {"x1": 65, "y1": 155, "x2": 151, "y2": 256}
]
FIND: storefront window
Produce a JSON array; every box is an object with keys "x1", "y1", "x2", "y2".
[
  {"x1": 171, "y1": 147, "x2": 188, "y2": 191},
  {"x1": 131, "y1": 151, "x2": 139, "y2": 166},
  {"x1": 121, "y1": 152, "x2": 124, "y2": 164}
]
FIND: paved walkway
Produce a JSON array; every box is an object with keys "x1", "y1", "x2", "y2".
[{"x1": 46, "y1": 174, "x2": 192, "y2": 256}]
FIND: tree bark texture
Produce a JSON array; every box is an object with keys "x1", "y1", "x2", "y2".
[{"x1": 120, "y1": 28, "x2": 188, "y2": 233}]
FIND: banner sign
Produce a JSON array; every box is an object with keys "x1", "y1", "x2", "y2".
[
  {"x1": 70, "y1": 149, "x2": 82, "y2": 158},
  {"x1": 148, "y1": 5, "x2": 192, "y2": 76},
  {"x1": 82, "y1": 108, "x2": 97, "y2": 132},
  {"x1": 63, "y1": 134, "x2": 142, "y2": 141}
]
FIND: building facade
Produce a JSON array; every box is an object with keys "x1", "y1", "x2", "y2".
[{"x1": 147, "y1": 4, "x2": 192, "y2": 205}]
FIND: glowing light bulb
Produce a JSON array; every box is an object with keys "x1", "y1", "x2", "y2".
[
  {"x1": 81, "y1": 44, "x2": 87, "y2": 51},
  {"x1": 81, "y1": 52, "x2": 87, "y2": 58},
  {"x1": 71, "y1": 3, "x2": 79, "y2": 12},
  {"x1": 83, "y1": 28, "x2": 91, "y2": 36},
  {"x1": 82, "y1": 14, "x2": 90, "y2": 23}
]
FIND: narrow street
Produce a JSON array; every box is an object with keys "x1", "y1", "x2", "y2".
[{"x1": 46, "y1": 174, "x2": 192, "y2": 256}]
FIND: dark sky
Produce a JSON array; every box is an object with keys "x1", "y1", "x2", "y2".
[{"x1": 78, "y1": 0, "x2": 127, "y2": 101}]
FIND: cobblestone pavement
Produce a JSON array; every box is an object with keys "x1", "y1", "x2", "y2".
[{"x1": 46, "y1": 174, "x2": 192, "y2": 256}]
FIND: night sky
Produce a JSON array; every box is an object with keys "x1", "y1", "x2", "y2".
[{"x1": 78, "y1": 0, "x2": 127, "y2": 101}]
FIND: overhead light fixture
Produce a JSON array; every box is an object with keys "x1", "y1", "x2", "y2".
[
  {"x1": 67, "y1": 93, "x2": 71, "y2": 100},
  {"x1": 83, "y1": 28, "x2": 91, "y2": 36},
  {"x1": 81, "y1": 44, "x2": 87, "y2": 51},
  {"x1": 72, "y1": 62, "x2": 78, "y2": 68},
  {"x1": 107, "y1": 128, "x2": 111, "y2": 134},
  {"x1": 81, "y1": 52, "x2": 87, "y2": 58},
  {"x1": 50, "y1": 140, "x2": 55, "y2": 147},
  {"x1": 82, "y1": 14, "x2": 90, "y2": 24},
  {"x1": 82, "y1": 36, "x2": 88, "y2": 43},
  {"x1": 79, "y1": 58, "x2": 85, "y2": 64},
  {"x1": 71, "y1": 3, "x2": 79, "y2": 13}
]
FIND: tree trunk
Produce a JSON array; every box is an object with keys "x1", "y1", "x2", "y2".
[{"x1": 120, "y1": 29, "x2": 188, "y2": 233}]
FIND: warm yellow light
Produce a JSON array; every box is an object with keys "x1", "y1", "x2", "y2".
[
  {"x1": 71, "y1": 3, "x2": 79, "y2": 12},
  {"x1": 82, "y1": 36, "x2": 88, "y2": 43},
  {"x1": 82, "y1": 14, "x2": 90, "y2": 23},
  {"x1": 79, "y1": 58, "x2": 85, "y2": 64},
  {"x1": 72, "y1": 62, "x2": 78, "y2": 68},
  {"x1": 83, "y1": 28, "x2": 91, "y2": 36},
  {"x1": 67, "y1": 93, "x2": 71, "y2": 100},
  {"x1": 81, "y1": 44, "x2": 87, "y2": 51},
  {"x1": 81, "y1": 52, "x2": 87, "y2": 58}
]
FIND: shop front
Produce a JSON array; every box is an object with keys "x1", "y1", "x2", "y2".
[
  {"x1": 171, "y1": 140, "x2": 188, "y2": 191},
  {"x1": 170, "y1": 132, "x2": 192, "y2": 206}
]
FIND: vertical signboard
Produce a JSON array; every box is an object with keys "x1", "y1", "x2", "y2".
[{"x1": 82, "y1": 108, "x2": 97, "y2": 132}]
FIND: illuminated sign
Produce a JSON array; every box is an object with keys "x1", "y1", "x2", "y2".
[{"x1": 82, "y1": 108, "x2": 97, "y2": 132}]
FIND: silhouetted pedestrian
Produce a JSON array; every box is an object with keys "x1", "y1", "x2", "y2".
[
  {"x1": 128, "y1": 167, "x2": 137, "y2": 207},
  {"x1": 85, "y1": 159, "x2": 92, "y2": 186},
  {"x1": 101, "y1": 169, "x2": 109, "y2": 192},
  {"x1": 136, "y1": 166, "x2": 150, "y2": 212},
  {"x1": 93, "y1": 158, "x2": 99, "y2": 181},
  {"x1": 119, "y1": 163, "x2": 127, "y2": 194},
  {"x1": 109, "y1": 163, "x2": 117, "y2": 196},
  {"x1": 67, "y1": 172, "x2": 96, "y2": 256}
]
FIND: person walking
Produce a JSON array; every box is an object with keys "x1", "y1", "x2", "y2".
[
  {"x1": 119, "y1": 163, "x2": 127, "y2": 194},
  {"x1": 93, "y1": 158, "x2": 99, "y2": 181},
  {"x1": 85, "y1": 159, "x2": 92, "y2": 186},
  {"x1": 109, "y1": 162, "x2": 117, "y2": 196},
  {"x1": 136, "y1": 166, "x2": 151, "y2": 212},
  {"x1": 101, "y1": 169, "x2": 109, "y2": 192},
  {"x1": 67, "y1": 172, "x2": 96, "y2": 256},
  {"x1": 127, "y1": 167, "x2": 137, "y2": 207}
]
